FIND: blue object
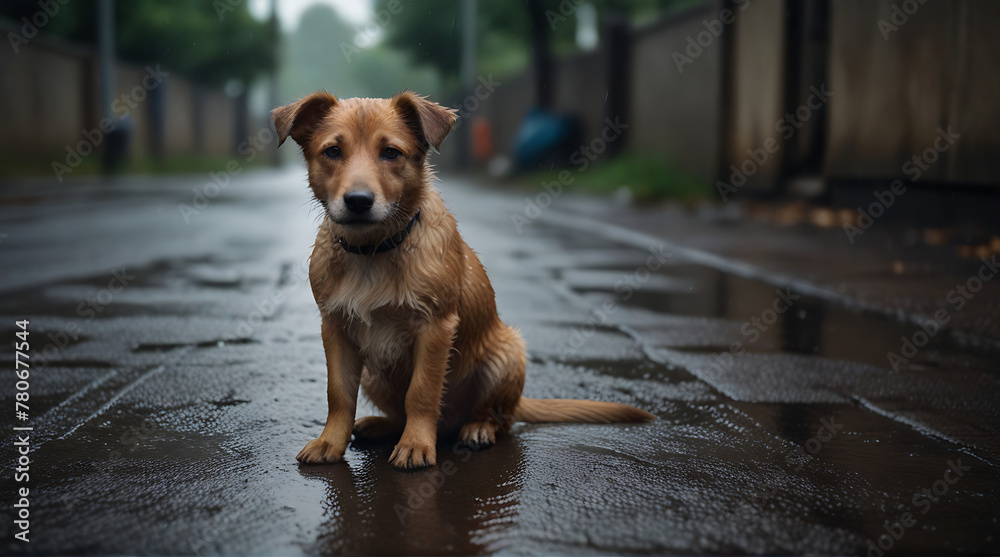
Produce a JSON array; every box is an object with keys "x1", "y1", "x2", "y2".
[{"x1": 513, "y1": 107, "x2": 578, "y2": 169}]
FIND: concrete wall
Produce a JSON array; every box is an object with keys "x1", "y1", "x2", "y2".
[
  {"x1": 629, "y1": 5, "x2": 724, "y2": 182},
  {"x1": 452, "y1": 0, "x2": 999, "y2": 193},
  {"x1": 201, "y1": 89, "x2": 236, "y2": 158},
  {"x1": 0, "y1": 18, "x2": 250, "y2": 168},
  {"x1": 452, "y1": 2, "x2": 728, "y2": 184},
  {"x1": 725, "y1": 0, "x2": 787, "y2": 191},
  {"x1": 116, "y1": 64, "x2": 154, "y2": 154},
  {"x1": 481, "y1": 72, "x2": 535, "y2": 158},
  {"x1": 553, "y1": 49, "x2": 610, "y2": 148},
  {"x1": 826, "y1": 0, "x2": 1000, "y2": 186},
  {"x1": 0, "y1": 35, "x2": 92, "y2": 155},
  {"x1": 164, "y1": 80, "x2": 195, "y2": 156}
]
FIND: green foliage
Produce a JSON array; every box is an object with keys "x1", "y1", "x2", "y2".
[
  {"x1": 1, "y1": 0, "x2": 277, "y2": 86},
  {"x1": 523, "y1": 152, "x2": 713, "y2": 202},
  {"x1": 117, "y1": 0, "x2": 277, "y2": 86},
  {"x1": 374, "y1": 0, "x2": 697, "y2": 80}
]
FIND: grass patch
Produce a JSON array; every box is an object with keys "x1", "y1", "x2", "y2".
[{"x1": 519, "y1": 152, "x2": 713, "y2": 203}]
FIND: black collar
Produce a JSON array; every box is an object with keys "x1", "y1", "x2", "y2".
[{"x1": 337, "y1": 210, "x2": 421, "y2": 255}]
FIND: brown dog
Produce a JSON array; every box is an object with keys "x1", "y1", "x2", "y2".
[{"x1": 272, "y1": 91, "x2": 654, "y2": 470}]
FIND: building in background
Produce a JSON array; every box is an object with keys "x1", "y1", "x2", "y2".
[{"x1": 448, "y1": 0, "x2": 999, "y2": 216}]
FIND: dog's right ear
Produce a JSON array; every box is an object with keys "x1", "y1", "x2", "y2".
[{"x1": 271, "y1": 92, "x2": 338, "y2": 147}]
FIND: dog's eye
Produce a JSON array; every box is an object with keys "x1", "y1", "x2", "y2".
[
  {"x1": 381, "y1": 147, "x2": 401, "y2": 161},
  {"x1": 324, "y1": 146, "x2": 341, "y2": 160}
]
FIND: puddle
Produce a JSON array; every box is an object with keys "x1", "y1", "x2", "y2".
[
  {"x1": 132, "y1": 337, "x2": 256, "y2": 352},
  {"x1": 561, "y1": 260, "x2": 1000, "y2": 376},
  {"x1": 532, "y1": 229, "x2": 1000, "y2": 502},
  {"x1": 0, "y1": 254, "x2": 290, "y2": 327},
  {"x1": 564, "y1": 357, "x2": 694, "y2": 383},
  {"x1": 301, "y1": 435, "x2": 527, "y2": 556}
]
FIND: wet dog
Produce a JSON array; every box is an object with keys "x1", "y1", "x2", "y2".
[{"x1": 272, "y1": 91, "x2": 654, "y2": 469}]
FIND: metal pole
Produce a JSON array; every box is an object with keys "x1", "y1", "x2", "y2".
[
  {"x1": 460, "y1": 0, "x2": 476, "y2": 90},
  {"x1": 527, "y1": 0, "x2": 552, "y2": 109},
  {"x1": 97, "y1": 0, "x2": 115, "y2": 121},
  {"x1": 458, "y1": 0, "x2": 476, "y2": 169},
  {"x1": 269, "y1": 0, "x2": 280, "y2": 165}
]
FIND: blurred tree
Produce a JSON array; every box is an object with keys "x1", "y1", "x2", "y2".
[
  {"x1": 278, "y1": 4, "x2": 359, "y2": 100},
  {"x1": 373, "y1": 0, "x2": 696, "y2": 83},
  {"x1": 1, "y1": 0, "x2": 276, "y2": 86},
  {"x1": 116, "y1": 0, "x2": 277, "y2": 86},
  {"x1": 278, "y1": 4, "x2": 439, "y2": 102}
]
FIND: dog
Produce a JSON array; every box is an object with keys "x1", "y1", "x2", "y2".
[{"x1": 272, "y1": 91, "x2": 654, "y2": 470}]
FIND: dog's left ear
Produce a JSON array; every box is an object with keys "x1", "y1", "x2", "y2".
[
  {"x1": 392, "y1": 92, "x2": 458, "y2": 153},
  {"x1": 271, "y1": 91, "x2": 339, "y2": 147}
]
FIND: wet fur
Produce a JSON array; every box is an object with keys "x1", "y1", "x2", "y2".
[{"x1": 272, "y1": 91, "x2": 653, "y2": 470}]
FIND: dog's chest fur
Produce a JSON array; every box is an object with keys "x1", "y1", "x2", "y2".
[
  {"x1": 316, "y1": 249, "x2": 450, "y2": 375},
  {"x1": 321, "y1": 270, "x2": 427, "y2": 373},
  {"x1": 342, "y1": 307, "x2": 419, "y2": 373}
]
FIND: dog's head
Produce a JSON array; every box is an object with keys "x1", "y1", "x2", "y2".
[{"x1": 271, "y1": 91, "x2": 456, "y2": 241}]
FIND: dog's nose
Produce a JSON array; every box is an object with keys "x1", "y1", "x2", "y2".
[{"x1": 343, "y1": 191, "x2": 375, "y2": 213}]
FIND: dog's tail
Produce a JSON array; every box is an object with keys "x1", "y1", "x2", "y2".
[{"x1": 512, "y1": 397, "x2": 655, "y2": 424}]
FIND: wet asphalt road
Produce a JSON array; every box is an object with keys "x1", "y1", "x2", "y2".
[{"x1": 1, "y1": 168, "x2": 998, "y2": 555}]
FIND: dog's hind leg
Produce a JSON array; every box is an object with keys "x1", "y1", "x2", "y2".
[
  {"x1": 353, "y1": 415, "x2": 402, "y2": 441},
  {"x1": 458, "y1": 333, "x2": 527, "y2": 451},
  {"x1": 458, "y1": 420, "x2": 499, "y2": 450}
]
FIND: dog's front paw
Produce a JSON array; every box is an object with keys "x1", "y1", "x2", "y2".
[
  {"x1": 296, "y1": 438, "x2": 345, "y2": 464},
  {"x1": 389, "y1": 441, "x2": 436, "y2": 470}
]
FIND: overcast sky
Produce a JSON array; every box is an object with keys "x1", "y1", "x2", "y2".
[{"x1": 248, "y1": 0, "x2": 373, "y2": 30}]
